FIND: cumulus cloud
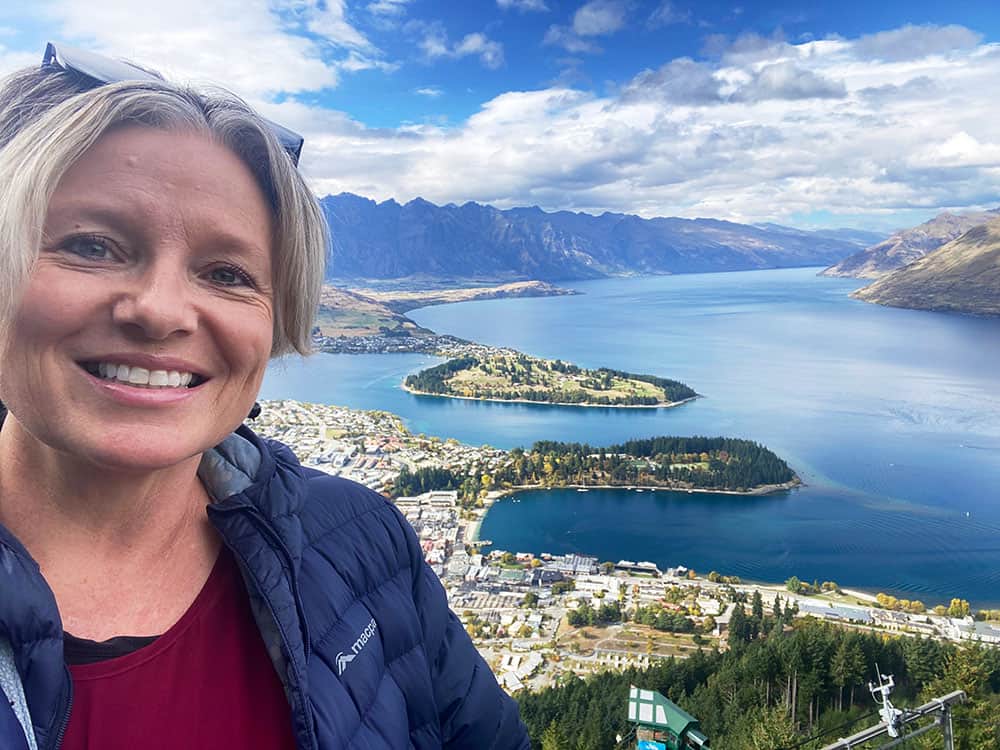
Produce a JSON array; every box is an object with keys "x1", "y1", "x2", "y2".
[
  {"x1": 703, "y1": 29, "x2": 791, "y2": 63},
  {"x1": 302, "y1": 0, "x2": 373, "y2": 50},
  {"x1": 621, "y1": 58, "x2": 722, "y2": 103},
  {"x1": 296, "y1": 23, "x2": 1000, "y2": 229},
  {"x1": 572, "y1": 0, "x2": 629, "y2": 36},
  {"x1": 3, "y1": 7, "x2": 997, "y2": 230},
  {"x1": 543, "y1": 24, "x2": 601, "y2": 54},
  {"x1": 730, "y1": 61, "x2": 846, "y2": 101},
  {"x1": 497, "y1": 0, "x2": 549, "y2": 11},
  {"x1": 854, "y1": 23, "x2": 982, "y2": 62},
  {"x1": 545, "y1": 0, "x2": 631, "y2": 52},
  {"x1": 647, "y1": 1, "x2": 690, "y2": 28},
  {"x1": 410, "y1": 21, "x2": 504, "y2": 69},
  {"x1": 3, "y1": 0, "x2": 344, "y2": 97}
]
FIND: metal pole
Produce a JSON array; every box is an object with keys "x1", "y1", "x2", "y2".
[
  {"x1": 820, "y1": 691, "x2": 966, "y2": 750},
  {"x1": 941, "y1": 705, "x2": 955, "y2": 750}
]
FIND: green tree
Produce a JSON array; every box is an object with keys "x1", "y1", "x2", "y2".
[
  {"x1": 541, "y1": 720, "x2": 569, "y2": 750},
  {"x1": 751, "y1": 590, "x2": 764, "y2": 620},
  {"x1": 785, "y1": 576, "x2": 802, "y2": 594},
  {"x1": 920, "y1": 643, "x2": 1000, "y2": 750},
  {"x1": 748, "y1": 706, "x2": 797, "y2": 750},
  {"x1": 830, "y1": 635, "x2": 866, "y2": 710},
  {"x1": 727, "y1": 604, "x2": 748, "y2": 651}
]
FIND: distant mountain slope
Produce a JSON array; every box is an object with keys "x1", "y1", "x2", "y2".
[
  {"x1": 754, "y1": 223, "x2": 886, "y2": 248},
  {"x1": 852, "y1": 218, "x2": 1000, "y2": 315},
  {"x1": 321, "y1": 193, "x2": 863, "y2": 281},
  {"x1": 821, "y1": 209, "x2": 1000, "y2": 279}
]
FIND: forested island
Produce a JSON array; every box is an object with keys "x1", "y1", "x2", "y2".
[
  {"x1": 392, "y1": 435, "x2": 798, "y2": 499},
  {"x1": 403, "y1": 352, "x2": 697, "y2": 407}
]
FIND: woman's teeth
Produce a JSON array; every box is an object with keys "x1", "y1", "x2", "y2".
[{"x1": 86, "y1": 362, "x2": 197, "y2": 388}]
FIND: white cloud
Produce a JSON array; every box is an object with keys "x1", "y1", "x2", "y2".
[
  {"x1": 730, "y1": 61, "x2": 846, "y2": 101},
  {"x1": 0, "y1": 44, "x2": 38, "y2": 77},
  {"x1": 455, "y1": 33, "x2": 504, "y2": 69},
  {"x1": 301, "y1": 0, "x2": 373, "y2": 50},
  {"x1": 1, "y1": 8, "x2": 996, "y2": 230},
  {"x1": 412, "y1": 22, "x2": 505, "y2": 69},
  {"x1": 543, "y1": 25, "x2": 601, "y2": 54},
  {"x1": 854, "y1": 23, "x2": 982, "y2": 62},
  {"x1": 5, "y1": 0, "x2": 343, "y2": 97},
  {"x1": 497, "y1": 0, "x2": 549, "y2": 11},
  {"x1": 545, "y1": 0, "x2": 630, "y2": 54},
  {"x1": 648, "y1": 1, "x2": 689, "y2": 28},
  {"x1": 295, "y1": 25, "x2": 1000, "y2": 229},
  {"x1": 572, "y1": 0, "x2": 629, "y2": 37},
  {"x1": 367, "y1": 0, "x2": 412, "y2": 16}
]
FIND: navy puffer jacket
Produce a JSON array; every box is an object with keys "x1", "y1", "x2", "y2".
[{"x1": 0, "y1": 426, "x2": 529, "y2": 750}]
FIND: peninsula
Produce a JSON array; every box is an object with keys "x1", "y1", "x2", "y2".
[
  {"x1": 403, "y1": 351, "x2": 697, "y2": 407},
  {"x1": 312, "y1": 280, "x2": 576, "y2": 355},
  {"x1": 394, "y1": 435, "x2": 799, "y2": 498}
]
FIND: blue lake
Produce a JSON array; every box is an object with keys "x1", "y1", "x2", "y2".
[{"x1": 261, "y1": 268, "x2": 1000, "y2": 606}]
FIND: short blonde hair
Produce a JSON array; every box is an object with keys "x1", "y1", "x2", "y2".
[{"x1": 0, "y1": 64, "x2": 327, "y2": 356}]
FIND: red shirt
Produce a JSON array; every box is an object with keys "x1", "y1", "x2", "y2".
[{"x1": 61, "y1": 548, "x2": 297, "y2": 750}]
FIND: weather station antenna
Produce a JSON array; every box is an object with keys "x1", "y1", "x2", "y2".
[
  {"x1": 819, "y1": 664, "x2": 966, "y2": 750},
  {"x1": 869, "y1": 665, "x2": 903, "y2": 738}
]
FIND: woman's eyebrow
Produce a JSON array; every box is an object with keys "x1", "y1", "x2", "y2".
[{"x1": 43, "y1": 202, "x2": 271, "y2": 260}]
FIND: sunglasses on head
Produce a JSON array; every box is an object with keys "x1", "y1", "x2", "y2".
[{"x1": 42, "y1": 41, "x2": 304, "y2": 167}]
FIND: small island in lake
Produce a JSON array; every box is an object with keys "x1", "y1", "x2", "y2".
[
  {"x1": 403, "y1": 351, "x2": 697, "y2": 407},
  {"x1": 394, "y1": 436, "x2": 800, "y2": 497}
]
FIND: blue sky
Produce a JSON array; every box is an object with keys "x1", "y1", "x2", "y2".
[{"x1": 2, "y1": 1, "x2": 1000, "y2": 231}]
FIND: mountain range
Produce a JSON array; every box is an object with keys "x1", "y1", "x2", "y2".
[
  {"x1": 821, "y1": 209, "x2": 1000, "y2": 279},
  {"x1": 321, "y1": 193, "x2": 875, "y2": 281},
  {"x1": 852, "y1": 218, "x2": 1000, "y2": 316}
]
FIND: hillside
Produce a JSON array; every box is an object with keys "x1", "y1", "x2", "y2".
[
  {"x1": 314, "y1": 287, "x2": 433, "y2": 338},
  {"x1": 821, "y1": 209, "x2": 1000, "y2": 279},
  {"x1": 322, "y1": 193, "x2": 864, "y2": 281},
  {"x1": 852, "y1": 218, "x2": 1000, "y2": 315},
  {"x1": 355, "y1": 280, "x2": 578, "y2": 313}
]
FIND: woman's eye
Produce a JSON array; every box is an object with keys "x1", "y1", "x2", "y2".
[
  {"x1": 209, "y1": 265, "x2": 253, "y2": 287},
  {"x1": 63, "y1": 236, "x2": 115, "y2": 260}
]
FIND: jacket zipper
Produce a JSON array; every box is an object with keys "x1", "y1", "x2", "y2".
[
  {"x1": 208, "y1": 503, "x2": 316, "y2": 750},
  {"x1": 50, "y1": 667, "x2": 72, "y2": 750}
]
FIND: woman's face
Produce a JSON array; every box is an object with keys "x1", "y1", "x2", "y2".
[{"x1": 0, "y1": 126, "x2": 275, "y2": 471}]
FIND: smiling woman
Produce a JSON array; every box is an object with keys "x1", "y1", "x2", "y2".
[{"x1": 0, "y1": 44, "x2": 527, "y2": 750}]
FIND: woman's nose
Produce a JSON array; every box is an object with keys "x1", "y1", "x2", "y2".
[{"x1": 111, "y1": 261, "x2": 198, "y2": 340}]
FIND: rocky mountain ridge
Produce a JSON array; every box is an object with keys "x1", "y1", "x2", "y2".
[
  {"x1": 852, "y1": 218, "x2": 1000, "y2": 316},
  {"x1": 821, "y1": 209, "x2": 1000, "y2": 279},
  {"x1": 321, "y1": 193, "x2": 869, "y2": 281}
]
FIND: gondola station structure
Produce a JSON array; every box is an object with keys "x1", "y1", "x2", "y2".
[{"x1": 628, "y1": 686, "x2": 710, "y2": 749}]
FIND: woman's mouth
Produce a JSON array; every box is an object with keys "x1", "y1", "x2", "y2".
[{"x1": 80, "y1": 361, "x2": 206, "y2": 389}]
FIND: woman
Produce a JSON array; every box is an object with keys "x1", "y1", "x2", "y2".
[{"x1": 0, "y1": 44, "x2": 528, "y2": 750}]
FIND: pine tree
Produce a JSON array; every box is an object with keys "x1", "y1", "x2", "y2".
[{"x1": 541, "y1": 720, "x2": 570, "y2": 750}]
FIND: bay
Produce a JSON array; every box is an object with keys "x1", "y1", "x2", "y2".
[{"x1": 261, "y1": 268, "x2": 1000, "y2": 606}]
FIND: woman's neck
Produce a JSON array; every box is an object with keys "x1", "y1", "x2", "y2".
[{"x1": 0, "y1": 413, "x2": 221, "y2": 638}]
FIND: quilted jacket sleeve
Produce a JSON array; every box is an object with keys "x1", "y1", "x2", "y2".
[{"x1": 396, "y1": 509, "x2": 530, "y2": 750}]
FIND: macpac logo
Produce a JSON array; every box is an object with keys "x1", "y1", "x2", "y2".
[{"x1": 336, "y1": 618, "x2": 378, "y2": 676}]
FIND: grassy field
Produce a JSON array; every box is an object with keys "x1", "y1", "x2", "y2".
[{"x1": 557, "y1": 621, "x2": 714, "y2": 659}]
